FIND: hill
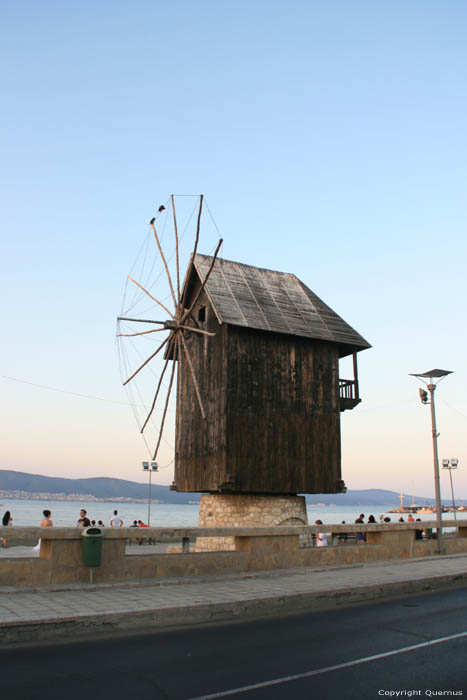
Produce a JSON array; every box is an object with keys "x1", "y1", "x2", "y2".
[
  {"x1": 0, "y1": 469, "x2": 195, "y2": 504},
  {"x1": 0, "y1": 469, "x2": 439, "y2": 506}
]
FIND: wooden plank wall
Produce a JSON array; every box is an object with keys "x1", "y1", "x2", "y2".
[
  {"x1": 225, "y1": 327, "x2": 341, "y2": 494},
  {"x1": 174, "y1": 286, "x2": 228, "y2": 492}
]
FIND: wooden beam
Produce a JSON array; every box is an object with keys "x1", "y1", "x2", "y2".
[
  {"x1": 127, "y1": 277, "x2": 174, "y2": 319},
  {"x1": 171, "y1": 194, "x2": 181, "y2": 306},
  {"x1": 141, "y1": 355, "x2": 171, "y2": 433},
  {"x1": 181, "y1": 238, "x2": 223, "y2": 325},
  {"x1": 153, "y1": 338, "x2": 178, "y2": 460},
  {"x1": 117, "y1": 328, "x2": 167, "y2": 338},
  {"x1": 353, "y1": 352, "x2": 359, "y2": 400},
  {"x1": 179, "y1": 330, "x2": 206, "y2": 419},
  {"x1": 117, "y1": 317, "x2": 166, "y2": 325},
  {"x1": 150, "y1": 220, "x2": 178, "y2": 310},
  {"x1": 123, "y1": 335, "x2": 170, "y2": 386},
  {"x1": 178, "y1": 324, "x2": 215, "y2": 337}
]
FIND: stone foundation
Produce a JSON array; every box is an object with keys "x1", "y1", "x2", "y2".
[{"x1": 195, "y1": 493, "x2": 310, "y2": 551}]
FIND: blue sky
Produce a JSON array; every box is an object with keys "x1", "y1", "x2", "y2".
[{"x1": 1, "y1": 1, "x2": 466, "y2": 500}]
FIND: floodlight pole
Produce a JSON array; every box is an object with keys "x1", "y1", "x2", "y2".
[
  {"x1": 448, "y1": 468, "x2": 457, "y2": 522},
  {"x1": 142, "y1": 461, "x2": 158, "y2": 526},
  {"x1": 443, "y1": 460, "x2": 458, "y2": 522},
  {"x1": 148, "y1": 468, "x2": 152, "y2": 526},
  {"x1": 410, "y1": 369, "x2": 452, "y2": 555},
  {"x1": 427, "y1": 383, "x2": 443, "y2": 551}
]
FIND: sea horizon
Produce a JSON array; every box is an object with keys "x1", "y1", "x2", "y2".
[{"x1": 2, "y1": 498, "x2": 466, "y2": 529}]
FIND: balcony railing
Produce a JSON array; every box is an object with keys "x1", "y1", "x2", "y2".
[{"x1": 339, "y1": 379, "x2": 361, "y2": 411}]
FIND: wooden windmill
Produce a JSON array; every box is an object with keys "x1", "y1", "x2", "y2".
[{"x1": 118, "y1": 195, "x2": 371, "y2": 496}]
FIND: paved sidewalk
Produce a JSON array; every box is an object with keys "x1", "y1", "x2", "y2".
[{"x1": 0, "y1": 553, "x2": 466, "y2": 646}]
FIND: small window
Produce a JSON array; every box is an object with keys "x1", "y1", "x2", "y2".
[{"x1": 198, "y1": 306, "x2": 206, "y2": 323}]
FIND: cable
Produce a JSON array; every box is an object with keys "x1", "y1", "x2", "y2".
[
  {"x1": 205, "y1": 199, "x2": 222, "y2": 238},
  {"x1": 2, "y1": 374, "x2": 145, "y2": 408}
]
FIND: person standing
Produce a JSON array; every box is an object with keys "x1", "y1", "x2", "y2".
[
  {"x1": 41, "y1": 510, "x2": 53, "y2": 527},
  {"x1": 355, "y1": 514, "x2": 366, "y2": 543},
  {"x1": 2, "y1": 510, "x2": 13, "y2": 548},
  {"x1": 337, "y1": 520, "x2": 348, "y2": 543},
  {"x1": 415, "y1": 518, "x2": 424, "y2": 540},
  {"x1": 77, "y1": 509, "x2": 91, "y2": 528},
  {"x1": 110, "y1": 510, "x2": 123, "y2": 527},
  {"x1": 314, "y1": 520, "x2": 330, "y2": 547},
  {"x1": 33, "y1": 509, "x2": 53, "y2": 551}
]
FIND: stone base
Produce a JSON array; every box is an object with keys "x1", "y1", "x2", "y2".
[{"x1": 195, "y1": 493, "x2": 310, "y2": 552}]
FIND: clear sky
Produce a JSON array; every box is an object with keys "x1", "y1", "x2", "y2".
[{"x1": 1, "y1": 1, "x2": 466, "y2": 500}]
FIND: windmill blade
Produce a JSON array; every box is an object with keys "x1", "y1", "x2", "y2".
[
  {"x1": 181, "y1": 238, "x2": 223, "y2": 325},
  {"x1": 123, "y1": 335, "x2": 170, "y2": 386},
  {"x1": 190, "y1": 194, "x2": 204, "y2": 269},
  {"x1": 140, "y1": 354, "x2": 171, "y2": 433},
  {"x1": 171, "y1": 195, "x2": 181, "y2": 306},
  {"x1": 117, "y1": 328, "x2": 167, "y2": 338},
  {"x1": 152, "y1": 337, "x2": 179, "y2": 460},
  {"x1": 178, "y1": 324, "x2": 215, "y2": 337},
  {"x1": 127, "y1": 276, "x2": 174, "y2": 319},
  {"x1": 118, "y1": 317, "x2": 166, "y2": 325},
  {"x1": 179, "y1": 330, "x2": 206, "y2": 419},
  {"x1": 150, "y1": 220, "x2": 178, "y2": 310}
]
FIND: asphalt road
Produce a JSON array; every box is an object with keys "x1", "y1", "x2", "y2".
[{"x1": 2, "y1": 588, "x2": 466, "y2": 700}]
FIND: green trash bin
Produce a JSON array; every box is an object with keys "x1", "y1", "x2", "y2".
[{"x1": 81, "y1": 527, "x2": 103, "y2": 567}]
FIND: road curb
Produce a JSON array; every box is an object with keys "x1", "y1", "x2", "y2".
[{"x1": 1, "y1": 571, "x2": 466, "y2": 646}]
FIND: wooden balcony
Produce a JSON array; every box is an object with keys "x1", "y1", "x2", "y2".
[{"x1": 339, "y1": 379, "x2": 361, "y2": 412}]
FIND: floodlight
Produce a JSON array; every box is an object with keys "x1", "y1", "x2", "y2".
[
  {"x1": 442, "y1": 459, "x2": 450, "y2": 469},
  {"x1": 451, "y1": 458, "x2": 459, "y2": 468},
  {"x1": 419, "y1": 388, "x2": 429, "y2": 404},
  {"x1": 142, "y1": 461, "x2": 149, "y2": 470}
]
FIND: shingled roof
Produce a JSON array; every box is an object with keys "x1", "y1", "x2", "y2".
[{"x1": 193, "y1": 255, "x2": 371, "y2": 358}]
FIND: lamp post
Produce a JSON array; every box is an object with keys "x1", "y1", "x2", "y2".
[
  {"x1": 142, "y1": 461, "x2": 158, "y2": 525},
  {"x1": 442, "y1": 458, "x2": 459, "y2": 521},
  {"x1": 409, "y1": 368, "x2": 453, "y2": 554}
]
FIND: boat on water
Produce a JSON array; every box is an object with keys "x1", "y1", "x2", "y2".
[
  {"x1": 388, "y1": 493, "x2": 453, "y2": 515},
  {"x1": 388, "y1": 493, "x2": 422, "y2": 514}
]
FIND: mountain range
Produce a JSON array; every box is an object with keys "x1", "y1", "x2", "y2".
[{"x1": 0, "y1": 469, "x2": 441, "y2": 506}]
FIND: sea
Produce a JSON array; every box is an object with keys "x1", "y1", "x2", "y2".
[{"x1": 2, "y1": 498, "x2": 467, "y2": 528}]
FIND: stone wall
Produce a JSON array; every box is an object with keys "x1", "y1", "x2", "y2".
[
  {"x1": 196, "y1": 493, "x2": 311, "y2": 551},
  {"x1": 1, "y1": 522, "x2": 467, "y2": 587}
]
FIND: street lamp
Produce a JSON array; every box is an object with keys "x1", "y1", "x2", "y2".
[
  {"x1": 442, "y1": 458, "x2": 459, "y2": 521},
  {"x1": 142, "y1": 460, "x2": 158, "y2": 526},
  {"x1": 409, "y1": 368, "x2": 453, "y2": 553}
]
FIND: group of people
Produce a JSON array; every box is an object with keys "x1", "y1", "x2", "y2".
[
  {"x1": 76, "y1": 509, "x2": 126, "y2": 528},
  {"x1": 75, "y1": 510, "x2": 149, "y2": 528},
  {"x1": 0, "y1": 508, "x2": 151, "y2": 550},
  {"x1": 313, "y1": 512, "x2": 430, "y2": 547}
]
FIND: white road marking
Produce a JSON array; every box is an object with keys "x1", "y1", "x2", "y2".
[{"x1": 187, "y1": 630, "x2": 467, "y2": 699}]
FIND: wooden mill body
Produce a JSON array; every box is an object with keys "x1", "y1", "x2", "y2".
[{"x1": 172, "y1": 255, "x2": 370, "y2": 495}]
